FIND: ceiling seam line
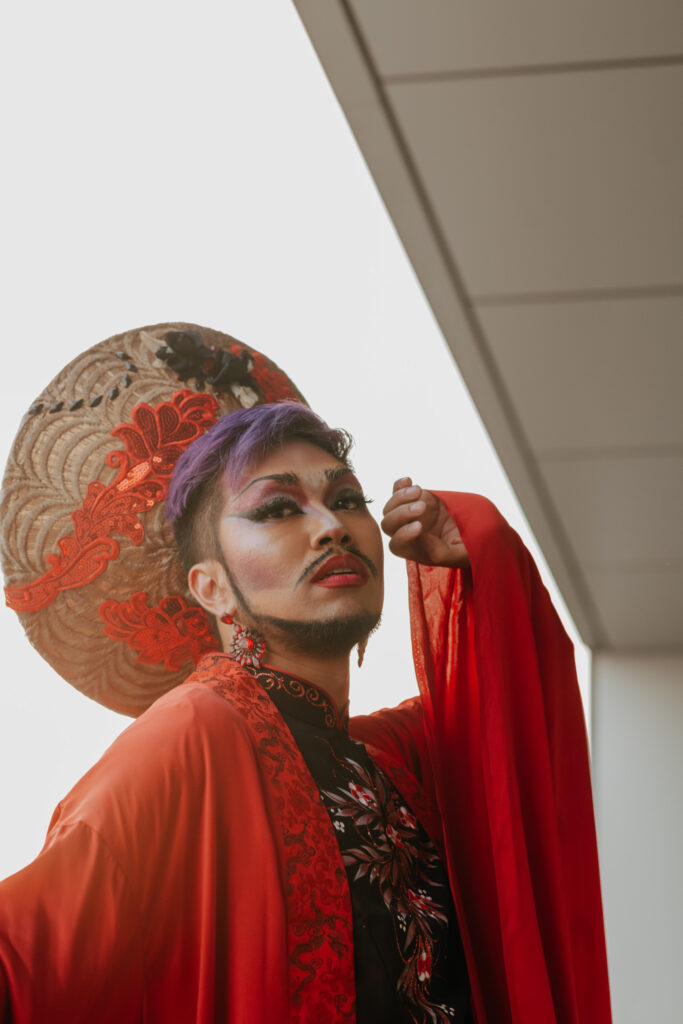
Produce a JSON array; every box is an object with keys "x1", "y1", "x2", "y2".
[
  {"x1": 338, "y1": 0, "x2": 608, "y2": 647},
  {"x1": 538, "y1": 446, "x2": 683, "y2": 462},
  {"x1": 474, "y1": 284, "x2": 683, "y2": 307},
  {"x1": 383, "y1": 52, "x2": 683, "y2": 85}
]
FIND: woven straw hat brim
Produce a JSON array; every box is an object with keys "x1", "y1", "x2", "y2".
[{"x1": 1, "y1": 323, "x2": 305, "y2": 716}]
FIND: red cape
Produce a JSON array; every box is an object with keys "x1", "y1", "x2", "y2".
[
  {"x1": 0, "y1": 493, "x2": 611, "y2": 1022},
  {"x1": 353, "y1": 492, "x2": 612, "y2": 1023}
]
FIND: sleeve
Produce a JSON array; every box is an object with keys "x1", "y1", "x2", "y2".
[
  {"x1": 0, "y1": 818, "x2": 143, "y2": 1022},
  {"x1": 355, "y1": 493, "x2": 612, "y2": 1024}
]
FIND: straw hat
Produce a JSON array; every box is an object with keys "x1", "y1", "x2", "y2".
[{"x1": 1, "y1": 323, "x2": 305, "y2": 716}]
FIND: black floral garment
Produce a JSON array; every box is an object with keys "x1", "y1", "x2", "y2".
[{"x1": 249, "y1": 665, "x2": 473, "y2": 1024}]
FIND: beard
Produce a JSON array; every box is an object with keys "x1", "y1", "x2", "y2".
[
  {"x1": 250, "y1": 609, "x2": 381, "y2": 657},
  {"x1": 222, "y1": 557, "x2": 381, "y2": 657}
]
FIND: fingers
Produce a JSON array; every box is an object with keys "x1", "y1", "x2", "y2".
[
  {"x1": 384, "y1": 480, "x2": 420, "y2": 517},
  {"x1": 387, "y1": 519, "x2": 423, "y2": 554},
  {"x1": 381, "y1": 493, "x2": 426, "y2": 538}
]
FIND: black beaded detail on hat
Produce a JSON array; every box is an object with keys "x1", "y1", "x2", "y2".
[
  {"x1": 156, "y1": 328, "x2": 257, "y2": 393},
  {"x1": 27, "y1": 347, "x2": 141, "y2": 416}
]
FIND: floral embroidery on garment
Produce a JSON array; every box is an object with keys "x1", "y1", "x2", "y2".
[
  {"x1": 321, "y1": 753, "x2": 459, "y2": 1023},
  {"x1": 235, "y1": 662, "x2": 471, "y2": 1022}
]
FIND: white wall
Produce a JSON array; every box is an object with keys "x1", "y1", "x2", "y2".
[
  {"x1": 592, "y1": 653, "x2": 683, "y2": 1023},
  {"x1": 0, "y1": 0, "x2": 591, "y2": 881}
]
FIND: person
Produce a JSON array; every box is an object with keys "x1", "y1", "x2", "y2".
[{"x1": 0, "y1": 324, "x2": 612, "y2": 1023}]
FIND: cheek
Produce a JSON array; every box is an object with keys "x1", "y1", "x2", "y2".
[{"x1": 220, "y1": 524, "x2": 297, "y2": 593}]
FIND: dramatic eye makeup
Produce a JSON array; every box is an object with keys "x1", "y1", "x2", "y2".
[
  {"x1": 236, "y1": 486, "x2": 372, "y2": 523},
  {"x1": 331, "y1": 487, "x2": 373, "y2": 510},
  {"x1": 240, "y1": 496, "x2": 302, "y2": 522}
]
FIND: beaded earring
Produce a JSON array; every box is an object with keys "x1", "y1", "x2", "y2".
[{"x1": 229, "y1": 622, "x2": 266, "y2": 668}]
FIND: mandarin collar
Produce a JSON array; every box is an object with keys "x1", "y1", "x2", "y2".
[{"x1": 244, "y1": 662, "x2": 349, "y2": 732}]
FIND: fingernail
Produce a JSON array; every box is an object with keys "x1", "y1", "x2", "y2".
[{"x1": 409, "y1": 501, "x2": 423, "y2": 512}]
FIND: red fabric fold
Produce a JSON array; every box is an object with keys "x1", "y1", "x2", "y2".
[{"x1": 409, "y1": 492, "x2": 610, "y2": 1023}]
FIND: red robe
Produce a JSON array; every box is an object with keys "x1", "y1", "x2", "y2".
[{"x1": 0, "y1": 493, "x2": 611, "y2": 1023}]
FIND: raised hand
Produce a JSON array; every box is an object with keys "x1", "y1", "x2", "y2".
[{"x1": 381, "y1": 478, "x2": 470, "y2": 569}]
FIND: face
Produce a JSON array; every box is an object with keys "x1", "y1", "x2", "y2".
[{"x1": 212, "y1": 440, "x2": 384, "y2": 656}]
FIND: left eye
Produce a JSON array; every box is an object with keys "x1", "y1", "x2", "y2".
[{"x1": 333, "y1": 491, "x2": 371, "y2": 511}]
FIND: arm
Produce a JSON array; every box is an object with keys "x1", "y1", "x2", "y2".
[
  {"x1": 0, "y1": 819, "x2": 143, "y2": 1022},
  {"x1": 374, "y1": 483, "x2": 612, "y2": 1024}
]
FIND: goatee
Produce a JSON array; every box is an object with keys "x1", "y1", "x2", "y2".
[{"x1": 253, "y1": 610, "x2": 381, "y2": 657}]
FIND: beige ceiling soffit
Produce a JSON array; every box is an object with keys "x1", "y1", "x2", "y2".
[{"x1": 293, "y1": 0, "x2": 606, "y2": 647}]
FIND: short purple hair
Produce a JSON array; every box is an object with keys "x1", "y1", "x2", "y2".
[{"x1": 166, "y1": 401, "x2": 353, "y2": 569}]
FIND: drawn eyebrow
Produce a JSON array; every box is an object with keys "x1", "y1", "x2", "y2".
[
  {"x1": 232, "y1": 465, "x2": 356, "y2": 504},
  {"x1": 233, "y1": 472, "x2": 299, "y2": 500},
  {"x1": 324, "y1": 466, "x2": 354, "y2": 483},
  {"x1": 235, "y1": 466, "x2": 354, "y2": 498}
]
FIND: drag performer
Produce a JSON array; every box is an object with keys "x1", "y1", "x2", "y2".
[{"x1": 0, "y1": 324, "x2": 611, "y2": 1022}]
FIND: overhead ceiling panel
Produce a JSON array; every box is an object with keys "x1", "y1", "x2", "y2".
[
  {"x1": 540, "y1": 454, "x2": 683, "y2": 565},
  {"x1": 586, "y1": 566, "x2": 683, "y2": 649},
  {"x1": 387, "y1": 65, "x2": 683, "y2": 296},
  {"x1": 480, "y1": 298, "x2": 683, "y2": 453},
  {"x1": 349, "y1": 0, "x2": 683, "y2": 74}
]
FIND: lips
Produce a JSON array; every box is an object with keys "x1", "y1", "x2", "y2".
[{"x1": 311, "y1": 553, "x2": 368, "y2": 588}]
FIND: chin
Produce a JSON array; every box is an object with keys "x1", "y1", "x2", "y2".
[{"x1": 257, "y1": 609, "x2": 382, "y2": 657}]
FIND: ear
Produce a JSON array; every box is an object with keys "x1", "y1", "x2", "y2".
[{"x1": 187, "y1": 558, "x2": 235, "y2": 619}]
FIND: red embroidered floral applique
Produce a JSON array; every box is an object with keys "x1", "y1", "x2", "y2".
[
  {"x1": 99, "y1": 592, "x2": 219, "y2": 669},
  {"x1": 5, "y1": 390, "x2": 218, "y2": 613}
]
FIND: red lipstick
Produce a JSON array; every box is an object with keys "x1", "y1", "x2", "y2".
[{"x1": 311, "y1": 554, "x2": 368, "y2": 588}]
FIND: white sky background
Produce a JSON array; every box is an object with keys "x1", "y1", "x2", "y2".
[{"x1": 0, "y1": 0, "x2": 590, "y2": 879}]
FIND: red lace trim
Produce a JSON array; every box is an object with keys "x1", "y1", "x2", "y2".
[
  {"x1": 195, "y1": 655, "x2": 356, "y2": 1020},
  {"x1": 99, "y1": 592, "x2": 219, "y2": 669},
  {"x1": 5, "y1": 390, "x2": 218, "y2": 613}
]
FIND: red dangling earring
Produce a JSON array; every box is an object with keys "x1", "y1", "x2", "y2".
[
  {"x1": 220, "y1": 613, "x2": 233, "y2": 625},
  {"x1": 229, "y1": 622, "x2": 266, "y2": 668}
]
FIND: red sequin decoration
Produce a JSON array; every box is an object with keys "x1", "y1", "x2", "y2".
[
  {"x1": 99, "y1": 592, "x2": 219, "y2": 669},
  {"x1": 5, "y1": 390, "x2": 218, "y2": 613}
]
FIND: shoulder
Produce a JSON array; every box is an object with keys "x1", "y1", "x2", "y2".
[
  {"x1": 119, "y1": 678, "x2": 255, "y2": 760},
  {"x1": 50, "y1": 678, "x2": 257, "y2": 834}
]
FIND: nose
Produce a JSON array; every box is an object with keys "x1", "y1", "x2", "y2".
[{"x1": 311, "y1": 507, "x2": 352, "y2": 549}]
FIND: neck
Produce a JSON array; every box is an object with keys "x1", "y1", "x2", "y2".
[{"x1": 263, "y1": 645, "x2": 351, "y2": 713}]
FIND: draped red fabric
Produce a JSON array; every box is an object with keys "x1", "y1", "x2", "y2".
[{"x1": 354, "y1": 492, "x2": 612, "y2": 1024}]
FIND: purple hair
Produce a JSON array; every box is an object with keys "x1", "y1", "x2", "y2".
[{"x1": 166, "y1": 403, "x2": 353, "y2": 563}]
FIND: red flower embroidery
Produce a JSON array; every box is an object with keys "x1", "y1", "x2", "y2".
[
  {"x1": 398, "y1": 805, "x2": 417, "y2": 830},
  {"x1": 348, "y1": 781, "x2": 377, "y2": 809},
  {"x1": 417, "y1": 948, "x2": 432, "y2": 982},
  {"x1": 321, "y1": 757, "x2": 452, "y2": 1020},
  {"x1": 5, "y1": 390, "x2": 218, "y2": 613},
  {"x1": 99, "y1": 592, "x2": 219, "y2": 669},
  {"x1": 386, "y1": 823, "x2": 405, "y2": 848},
  {"x1": 111, "y1": 390, "x2": 217, "y2": 480},
  {"x1": 407, "y1": 888, "x2": 434, "y2": 913}
]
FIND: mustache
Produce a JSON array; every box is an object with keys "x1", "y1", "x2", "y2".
[{"x1": 295, "y1": 546, "x2": 379, "y2": 587}]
